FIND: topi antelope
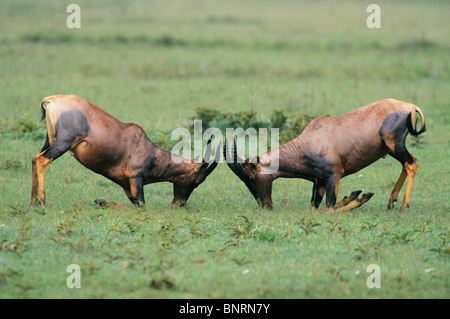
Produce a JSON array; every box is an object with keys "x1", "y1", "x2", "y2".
[
  {"x1": 31, "y1": 95, "x2": 220, "y2": 207},
  {"x1": 224, "y1": 99, "x2": 426, "y2": 212}
]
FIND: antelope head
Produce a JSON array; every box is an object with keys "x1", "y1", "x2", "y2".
[
  {"x1": 171, "y1": 138, "x2": 221, "y2": 207},
  {"x1": 223, "y1": 139, "x2": 274, "y2": 209}
]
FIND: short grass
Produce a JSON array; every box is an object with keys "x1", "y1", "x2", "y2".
[{"x1": 0, "y1": 0, "x2": 449, "y2": 298}]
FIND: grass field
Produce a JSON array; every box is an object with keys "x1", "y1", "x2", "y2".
[{"x1": 0, "y1": 0, "x2": 449, "y2": 299}]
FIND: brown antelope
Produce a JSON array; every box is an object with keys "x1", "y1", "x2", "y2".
[
  {"x1": 224, "y1": 99, "x2": 426, "y2": 212},
  {"x1": 31, "y1": 95, "x2": 220, "y2": 207}
]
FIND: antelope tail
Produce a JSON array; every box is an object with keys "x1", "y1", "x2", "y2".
[
  {"x1": 407, "y1": 105, "x2": 426, "y2": 136},
  {"x1": 39, "y1": 95, "x2": 65, "y2": 121},
  {"x1": 40, "y1": 98, "x2": 49, "y2": 121}
]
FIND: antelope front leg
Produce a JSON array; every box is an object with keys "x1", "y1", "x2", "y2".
[
  {"x1": 309, "y1": 180, "x2": 325, "y2": 210},
  {"x1": 125, "y1": 176, "x2": 146, "y2": 206},
  {"x1": 324, "y1": 175, "x2": 340, "y2": 209}
]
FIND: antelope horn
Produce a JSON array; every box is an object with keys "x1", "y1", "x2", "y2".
[
  {"x1": 223, "y1": 139, "x2": 230, "y2": 164},
  {"x1": 202, "y1": 137, "x2": 213, "y2": 164},
  {"x1": 203, "y1": 141, "x2": 221, "y2": 176},
  {"x1": 224, "y1": 139, "x2": 247, "y2": 178}
]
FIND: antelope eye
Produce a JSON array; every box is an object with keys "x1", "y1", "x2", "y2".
[{"x1": 249, "y1": 175, "x2": 253, "y2": 180}]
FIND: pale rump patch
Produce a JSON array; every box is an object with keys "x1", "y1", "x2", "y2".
[{"x1": 41, "y1": 96, "x2": 74, "y2": 145}]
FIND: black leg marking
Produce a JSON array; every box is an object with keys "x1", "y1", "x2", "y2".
[
  {"x1": 40, "y1": 134, "x2": 50, "y2": 153},
  {"x1": 325, "y1": 175, "x2": 337, "y2": 208},
  {"x1": 391, "y1": 149, "x2": 415, "y2": 165},
  {"x1": 311, "y1": 179, "x2": 325, "y2": 208},
  {"x1": 305, "y1": 151, "x2": 336, "y2": 209},
  {"x1": 135, "y1": 176, "x2": 145, "y2": 204}
]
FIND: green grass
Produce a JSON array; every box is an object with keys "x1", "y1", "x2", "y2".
[{"x1": 0, "y1": 0, "x2": 449, "y2": 298}]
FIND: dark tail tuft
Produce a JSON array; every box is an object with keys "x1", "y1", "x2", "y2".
[
  {"x1": 406, "y1": 113, "x2": 426, "y2": 136},
  {"x1": 39, "y1": 99, "x2": 48, "y2": 121},
  {"x1": 41, "y1": 107, "x2": 46, "y2": 121}
]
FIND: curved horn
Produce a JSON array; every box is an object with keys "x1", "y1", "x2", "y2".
[
  {"x1": 223, "y1": 139, "x2": 230, "y2": 164},
  {"x1": 202, "y1": 137, "x2": 213, "y2": 164},
  {"x1": 223, "y1": 139, "x2": 264, "y2": 206},
  {"x1": 203, "y1": 141, "x2": 221, "y2": 176},
  {"x1": 224, "y1": 139, "x2": 247, "y2": 179}
]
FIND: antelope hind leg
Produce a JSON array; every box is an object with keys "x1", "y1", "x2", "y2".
[
  {"x1": 335, "y1": 192, "x2": 374, "y2": 212},
  {"x1": 334, "y1": 190, "x2": 362, "y2": 208}
]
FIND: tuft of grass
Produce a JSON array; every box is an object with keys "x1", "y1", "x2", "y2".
[
  {"x1": 297, "y1": 218, "x2": 321, "y2": 236},
  {"x1": 228, "y1": 215, "x2": 257, "y2": 239},
  {"x1": 429, "y1": 232, "x2": 450, "y2": 258},
  {"x1": 390, "y1": 231, "x2": 418, "y2": 244},
  {"x1": 185, "y1": 217, "x2": 209, "y2": 238}
]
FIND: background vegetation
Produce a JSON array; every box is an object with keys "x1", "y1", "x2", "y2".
[{"x1": 0, "y1": 0, "x2": 448, "y2": 298}]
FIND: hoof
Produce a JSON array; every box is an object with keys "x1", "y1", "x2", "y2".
[
  {"x1": 358, "y1": 192, "x2": 374, "y2": 204},
  {"x1": 351, "y1": 190, "x2": 363, "y2": 197},
  {"x1": 362, "y1": 192, "x2": 374, "y2": 199},
  {"x1": 170, "y1": 200, "x2": 186, "y2": 208},
  {"x1": 347, "y1": 190, "x2": 363, "y2": 203},
  {"x1": 31, "y1": 199, "x2": 45, "y2": 206},
  {"x1": 345, "y1": 190, "x2": 363, "y2": 203},
  {"x1": 400, "y1": 204, "x2": 410, "y2": 211},
  {"x1": 387, "y1": 198, "x2": 397, "y2": 209}
]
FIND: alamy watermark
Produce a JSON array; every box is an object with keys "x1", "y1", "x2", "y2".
[
  {"x1": 367, "y1": 4, "x2": 381, "y2": 29},
  {"x1": 65, "y1": 4, "x2": 381, "y2": 31},
  {"x1": 66, "y1": 264, "x2": 81, "y2": 288},
  {"x1": 366, "y1": 264, "x2": 381, "y2": 288},
  {"x1": 66, "y1": 4, "x2": 81, "y2": 29}
]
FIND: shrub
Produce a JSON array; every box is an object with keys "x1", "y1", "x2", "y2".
[
  {"x1": 189, "y1": 107, "x2": 318, "y2": 145},
  {"x1": 12, "y1": 113, "x2": 37, "y2": 133},
  {"x1": 149, "y1": 107, "x2": 319, "y2": 152},
  {"x1": 269, "y1": 110, "x2": 288, "y2": 130}
]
